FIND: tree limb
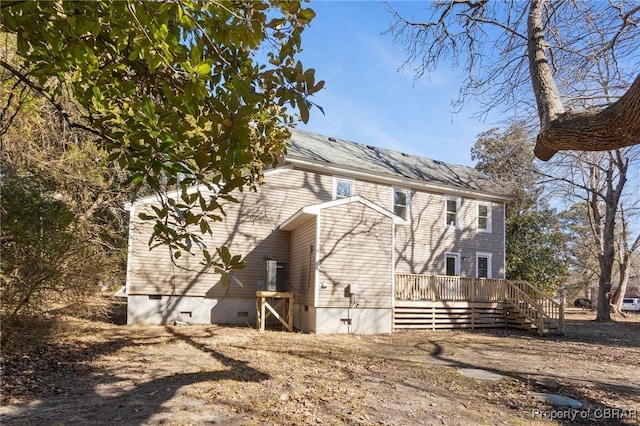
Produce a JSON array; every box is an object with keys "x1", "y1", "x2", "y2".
[
  {"x1": 534, "y1": 73, "x2": 640, "y2": 160},
  {"x1": 0, "y1": 59, "x2": 118, "y2": 145}
]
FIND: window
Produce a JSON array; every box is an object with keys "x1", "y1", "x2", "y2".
[
  {"x1": 393, "y1": 187, "x2": 410, "y2": 219},
  {"x1": 477, "y1": 201, "x2": 492, "y2": 232},
  {"x1": 445, "y1": 196, "x2": 460, "y2": 228},
  {"x1": 476, "y1": 253, "x2": 492, "y2": 278},
  {"x1": 445, "y1": 252, "x2": 460, "y2": 276},
  {"x1": 333, "y1": 177, "x2": 354, "y2": 199}
]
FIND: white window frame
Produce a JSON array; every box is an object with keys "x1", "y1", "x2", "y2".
[
  {"x1": 476, "y1": 252, "x2": 492, "y2": 279},
  {"x1": 392, "y1": 187, "x2": 411, "y2": 220},
  {"x1": 333, "y1": 176, "x2": 355, "y2": 200},
  {"x1": 444, "y1": 195, "x2": 461, "y2": 229},
  {"x1": 477, "y1": 201, "x2": 492, "y2": 233},
  {"x1": 444, "y1": 252, "x2": 461, "y2": 276}
]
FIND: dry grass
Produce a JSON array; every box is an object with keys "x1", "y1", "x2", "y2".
[{"x1": 1, "y1": 311, "x2": 639, "y2": 425}]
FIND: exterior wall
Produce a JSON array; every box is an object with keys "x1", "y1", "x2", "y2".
[
  {"x1": 289, "y1": 217, "x2": 316, "y2": 306},
  {"x1": 356, "y1": 180, "x2": 391, "y2": 207},
  {"x1": 317, "y1": 202, "x2": 394, "y2": 310},
  {"x1": 293, "y1": 303, "x2": 316, "y2": 332},
  {"x1": 127, "y1": 295, "x2": 255, "y2": 325},
  {"x1": 127, "y1": 161, "x2": 507, "y2": 328},
  {"x1": 315, "y1": 307, "x2": 393, "y2": 334},
  {"x1": 128, "y1": 168, "x2": 333, "y2": 301},
  {"x1": 394, "y1": 191, "x2": 506, "y2": 279},
  {"x1": 346, "y1": 178, "x2": 506, "y2": 280}
]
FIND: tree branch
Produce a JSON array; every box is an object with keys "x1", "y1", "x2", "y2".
[
  {"x1": 534, "y1": 73, "x2": 640, "y2": 160},
  {"x1": 0, "y1": 59, "x2": 118, "y2": 145}
]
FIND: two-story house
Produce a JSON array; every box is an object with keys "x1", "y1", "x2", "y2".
[{"x1": 125, "y1": 130, "x2": 524, "y2": 333}]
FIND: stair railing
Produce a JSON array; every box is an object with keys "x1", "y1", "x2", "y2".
[{"x1": 506, "y1": 280, "x2": 564, "y2": 334}]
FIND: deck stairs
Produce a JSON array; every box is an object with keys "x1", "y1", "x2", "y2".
[
  {"x1": 504, "y1": 280, "x2": 564, "y2": 336},
  {"x1": 505, "y1": 301, "x2": 562, "y2": 335}
]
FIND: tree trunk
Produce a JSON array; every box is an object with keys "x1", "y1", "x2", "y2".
[
  {"x1": 526, "y1": 0, "x2": 640, "y2": 161},
  {"x1": 595, "y1": 218, "x2": 615, "y2": 321},
  {"x1": 535, "y1": 74, "x2": 640, "y2": 161},
  {"x1": 611, "y1": 257, "x2": 630, "y2": 310},
  {"x1": 527, "y1": 0, "x2": 565, "y2": 126}
]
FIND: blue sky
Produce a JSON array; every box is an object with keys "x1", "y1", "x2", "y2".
[{"x1": 296, "y1": 1, "x2": 499, "y2": 167}]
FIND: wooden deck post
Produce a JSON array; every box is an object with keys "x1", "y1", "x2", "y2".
[
  {"x1": 537, "y1": 301, "x2": 544, "y2": 336},
  {"x1": 559, "y1": 298, "x2": 565, "y2": 333}
]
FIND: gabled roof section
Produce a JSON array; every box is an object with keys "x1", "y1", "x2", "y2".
[
  {"x1": 280, "y1": 195, "x2": 406, "y2": 231},
  {"x1": 285, "y1": 129, "x2": 510, "y2": 199}
]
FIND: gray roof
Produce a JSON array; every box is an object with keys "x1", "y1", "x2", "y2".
[{"x1": 286, "y1": 129, "x2": 509, "y2": 197}]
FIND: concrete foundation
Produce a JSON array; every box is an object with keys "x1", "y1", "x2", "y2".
[{"x1": 127, "y1": 295, "x2": 256, "y2": 326}]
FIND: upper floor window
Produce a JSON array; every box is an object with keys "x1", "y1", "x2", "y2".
[
  {"x1": 333, "y1": 177, "x2": 354, "y2": 199},
  {"x1": 477, "y1": 201, "x2": 492, "y2": 232},
  {"x1": 445, "y1": 196, "x2": 460, "y2": 228},
  {"x1": 393, "y1": 187, "x2": 410, "y2": 219}
]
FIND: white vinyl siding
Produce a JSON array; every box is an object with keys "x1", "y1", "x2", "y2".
[
  {"x1": 289, "y1": 218, "x2": 317, "y2": 306},
  {"x1": 128, "y1": 168, "x2": 332, "y2": 298},
  {"x1": 317, "y1": 202, "x2": 393, "y2": 309}
]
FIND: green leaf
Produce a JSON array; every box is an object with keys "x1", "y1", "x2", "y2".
[
  {"x1": 311, "y1": 79, "x2": 325, "y2": 93},
  {"x1": 299, "y1": 99, "x2": 310, "y2": 123},
  {"x1": 141, "y1": 98, "x2": 155, "y2": 120},
  {"x1": 195, "y1": 63, "x2": 211, "y2": 75},
  {"x1": 138, "y1": 213, "x2": 156, "y2": 220},
  {"x1": 217, "y1": 246, "x2": 231, "y2": 265},
  {"x1": 2, "y1": 0, "x2": 322, "y2": 266}
]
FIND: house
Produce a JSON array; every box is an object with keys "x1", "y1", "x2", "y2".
[{"x1": 125, "y1": 130, "x2": 539, "y2": 334}]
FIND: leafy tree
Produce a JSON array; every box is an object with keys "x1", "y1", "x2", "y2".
[
  {"x1": 388, "y1": 0, "x2": 640, "y2": 160},
  {"x1": 1, "y1": 1, "x2": 324, "y2": 271},
  {"x1": 1, "y1": 172, "x2": 98, "y2": 323},
  {"x1": 1, "y1": 65, "x2": 131, "y2": 325},
  {"x1": 472, "y1": 123, "x2": 568, "y2": 292}
]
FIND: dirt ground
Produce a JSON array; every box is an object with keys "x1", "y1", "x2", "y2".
[{"x1": 1, "y1": 310, "x2": 639, "y2": 425}]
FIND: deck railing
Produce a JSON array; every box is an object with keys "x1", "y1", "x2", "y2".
[
  {"x1": 394, "y1": 274, "x2": 564, "y2": 333},
  {"x1": 395, "y1": 274, "x2": 509, "y2": 302}
]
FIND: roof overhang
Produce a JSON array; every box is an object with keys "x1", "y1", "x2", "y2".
[{"x1": 280, "y1": 195, "x2": 407, "y2": 231}]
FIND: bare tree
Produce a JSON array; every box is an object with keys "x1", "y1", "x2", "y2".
[
  {"x1": 546, "y1": 148, "x2": 639, "y2": 320},
  {"x1": 388, "y1": 0, "x2": 640, "y2": 160}
]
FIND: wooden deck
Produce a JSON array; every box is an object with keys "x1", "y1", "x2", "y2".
[{"x1": 394, "y1": 275, "x2": 564, "y2": 335}]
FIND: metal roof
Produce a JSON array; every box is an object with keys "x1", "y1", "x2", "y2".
[{"x1": 286, "y1": 129, "x2": 509, "y2": 198}]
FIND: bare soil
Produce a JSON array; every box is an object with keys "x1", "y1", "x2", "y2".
[{"x1": 1, "y1": 310, "x2": 639, "y2": 425}]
